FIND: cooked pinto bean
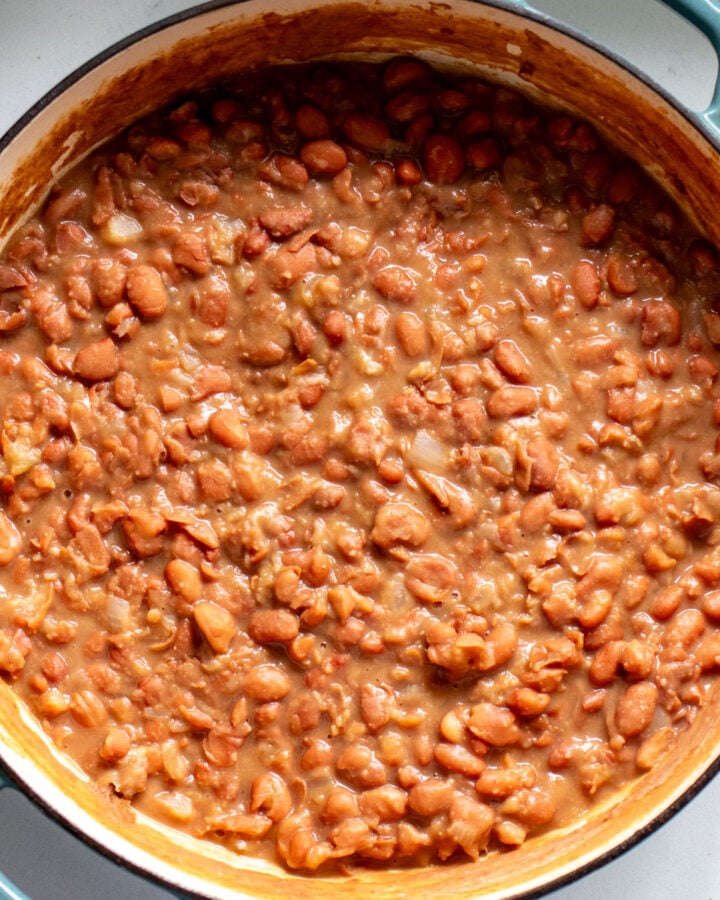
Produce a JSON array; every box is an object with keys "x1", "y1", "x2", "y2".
[
  {"x1": 371, "y1": 501, "x2": 430, "y2": 550},
  {"x1": 615, "y1": 683, "x2": 658, "y2": 739},
  {"x1": 126, "y1": 264, "x2": 168, "y2": 318},
  {"x1": 487, "y1": 386, "x2": 538, "y2": 418}
]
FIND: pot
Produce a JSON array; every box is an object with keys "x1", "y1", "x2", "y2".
[{"x1": 1, "y1": 1, "x2": 720, "y2": 897}]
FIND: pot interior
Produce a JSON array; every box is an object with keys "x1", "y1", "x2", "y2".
[{"x1": 1, "y1": 2, "x2": 720, "y2": 898}]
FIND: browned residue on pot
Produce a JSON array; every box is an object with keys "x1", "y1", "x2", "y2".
[{"x1": 2, "y1": 3, "x2": 720, "y2": 899}]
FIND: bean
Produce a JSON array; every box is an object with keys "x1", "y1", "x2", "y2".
[
  {"x1": 475, "y1": 767, "x2": 528, "y2": 799},
  {"x1": 702, "y1": 589, "x2": 720, "y2": 621},
  {"x1": 395, "y1": 311, "x2": 428, "y2": 357},
  {"x1": 466, "y1": 138, "x2": 501, "y2": 170},
  {"x1": 502, "y1": 789, "x2": 555, "y2": 826},
  {"x1": 396, "y1": 158, "x2": 423, "y2": 185},
  {"x1": 518, "y1": 492, "x2": 555, "y2": 534},
  {"x1": 581, "y1": 203, "x2": 615, "y2": 245},
  {"x1": 259, "y1": 153, "x2": 309, "y2": 190},
  {"x1": 69, "y1": 689, "x2": 108, "y2": 728},
  {"x1": 383, "y1": 57, "x2": 432, "y2": 93},
  {"x1": 359, "y1": 683, "x2": 394, "y2": 731},
  {"x1": 343, "y1": 113, "x2": 390, "y2": 150},
  {"x1": 251, "y1": 772, "x2": 292, "y2": 822},
  {"x1": 165, "y1": 558, "x2": 202, "y2": 603},
  {"x1": 641, "y1": 300, "x2": 681, "y2": 347},
  {"x1": 125, "y1": 264, "x2": 167, "y2": 319},
  {"x1": 358, "y1": 785, "x2": 408, "y2": 822},
  {"x1": 100, "y1": 727, "x2": 131, "y2": 762},
  {"x1": 467, "y1": 703, "x2": 520, "y2": 746},
  {"x1": 487, "y1": 386, "x2": 538, "y2": 418},
  {"x1": 259, "y1": 205, "x2": 313, "y2": 237},
  {"x1": 243, "y1": 663, "x2": 291, "y2": 702},
  {"x1": 649, "y1": 584, "x2": 684, "y2": 621},
  {"x1": 248, "y1": 609, "x2": 299, "y2": 644},
  {"x1": 207, "y1": 408, "x2": 248, "y2": 449},
  {"x1": 662, "y1": 607, "x2": 705, "y2": 648},
  {"x1": 371, "y1": 501, "x2": 430, "y2": 550},
  {"x1": 621, "y1": 640, "x2": 654, "y2": 679},
  {"x1": 494, "y1": 340, "x2": 531, "y2": 384},
  {"x1": 506, "y1": 687, "x2": 550, "y2": 717},
  {"x1": 433, "y1": 742, "x2": 486, "y2": 777},
  {"x1": 404, "y1": 553, "x2": 457, "y2": 603},
  {"x1": 73, "y1": 338, "x2": 119, "y2": 382},
  {"x1": 373, "y1": 266, "x2": 416, "y2": 304},
  {"x1": 193, "y1": 601, "x2": 235, "y2": 654},
  {"x1": 423, "y1": 134, "x2": 464, "y2": 184},
  {"x1": 615, "y1": 682, "x2": 657, "y2": 738},
  {"x1": 589, "y1": 641, "x2": 623, "y2": 686},
  {"x1": 323, "y1": 787, "x2": 360, "y2": 823},
  {"x1": 295, "y1": 104, "x2": 330, "y2": 139},
  {"x1": 121, "y1": 508, "x2": 166, "y2": 558},
  {"x1": 336, "y1": 744, "x2": 387, "y2": 788},
  {"x1": 407, "y1": 778, "x2": 453, "y2": 816},
  {"x1": 447, "y1": 795, "x2": 494, "y2": 859},
  {"x1": 173, "y1": 232, "x2": 210, "y2": 275},
  {"x1": 0, "y1": 512, "x2": 21, "y2": 566},
  {"x1": 300, "y1": 140, "x2": 348, "y2": 175}
]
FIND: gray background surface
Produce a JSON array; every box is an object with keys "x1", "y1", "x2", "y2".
[{"x1": 0, "y1": 1, "x2": 718, "y2": 897}]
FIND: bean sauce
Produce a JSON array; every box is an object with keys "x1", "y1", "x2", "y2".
[{"x1": 2, "y1": 58, "x2": 720, "y2": 872}]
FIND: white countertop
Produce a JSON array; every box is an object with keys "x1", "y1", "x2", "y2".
[{"x1": 0, "y1": 1, "x2": 719, "y2": 898}]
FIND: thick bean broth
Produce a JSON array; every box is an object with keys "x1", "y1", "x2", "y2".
[{"x1": 2, "y1": 58, "x2": 720, "y2": 872}]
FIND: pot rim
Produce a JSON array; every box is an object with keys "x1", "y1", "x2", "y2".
[{"x1": 1, "y1": 2, "x2": 720, "y2": 899}]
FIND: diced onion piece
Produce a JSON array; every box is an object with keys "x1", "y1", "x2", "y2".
[
  {"x1": 152, "y1": 790, "x2": 194, "y2": 823},
  {"x1": 102, "y1": 213, "x2": 143, "y2": 245},
  {"x1": 106, "y1": 595, "x2": 131, "y2": 633},
  {"x1": 407, "y1": 429, "x2": 446, "y2": 471},
  {"x1": 2, "y1": 428, "x2": 41, "y2": 476}
]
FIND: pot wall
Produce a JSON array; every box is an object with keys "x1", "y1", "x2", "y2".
[{"x1": 2, "y1": 2, "x2": 720, "y2": 898}]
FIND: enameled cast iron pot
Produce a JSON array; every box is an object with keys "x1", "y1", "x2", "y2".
[{"x1": 2, "y1": 1, "x2": 720, "y2": 897}]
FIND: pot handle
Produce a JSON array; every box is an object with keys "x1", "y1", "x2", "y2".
[
  {"x1": 0, "y1": 768, "x2": 30, "y2": 900},
  {"x1": 504, "y1": 0, "x2": 720, "y2": 136},
  {"x1": 659, "y1": 0, "x2": 720, "y2": 128}
]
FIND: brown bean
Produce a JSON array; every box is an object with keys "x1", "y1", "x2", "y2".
[
  {"x1": 494, "y1": 340, "x2": 531, "y2": 384},
  {"x1": 407, "y1": 778, "x2": 453, "y2": 816},
  {"x1": 649, "y1": 584, "x2": 684, "y2": 621},
  {"x1": 0, "y1": 512, "x2": 22, "y2": 566},
  {"x1": 371, "y1": 501, "x2": 430, "y2": 550},
  {"x1": 165, "y1": 558, "x2": 203, "y2": 603},
  {"x1": 395, "y1": 311, "x2": 428, "y2": 357},
  {"x1": 295, "y1": 104, "x2": 330, "y2": 139},
  {"x1": 243, "y1": 663, "x2": 291, "y2": 702},
  {"x1": 615, "y1": 682, "x2": 657, "y2": 738},
  {"x1": 467, "y1": 703, "x2": 520, "y2": 746},
  {"x1": 486, "y1": 386, "x2": 538, "y2": 418},
  {"x1": 343, "y1": 113, "x2": 390, "y2": 151},
  {"x1": 251, "y1": 772, "x2": 292, "y2": 822},
  {"x1": 208, "y1": 408, "x2": 249, "y2": 449},
  {"x1": 424, "y1": 134, "x2": 464, "y2": 184},
  {"x1": 73, "y1": 338, "x2": 119, "y2": 382},
  {"x1": 404, "y1": 553, "x2": 457, "y2": 603},
  {"x1": 126, "y1": 265, "x2": 167, "y2": 319},
  {"x1": 570, "y1": 260, "x2": 601, "y2": 309},
  {"x1": 447, "y1": 795, "x2": 494, "y2": 859},
  {"x1": 300, "y1": 140, "x2": 348, "y2": 175},
  {"x1": 193, "y1": 601, "x2": 236, "y2": 654},
  {"x1": 581, "y1": 203, "x2": 615, "y2": 244},
  {"x1": 248, "y1": 609, "x2": 300, "y2": 644},
  {"x1": 358, "y1": 785, "x2": 408, "y2": 822},
  {"x1": 373, "y1": 266, "x2": 416, "y2": 304},
  {"x1": 433, "y1": 742, "x2": 486, "y2": 777},
  {"x1": 259, "y1": 205, "x2": 313, "y2": 238}
]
